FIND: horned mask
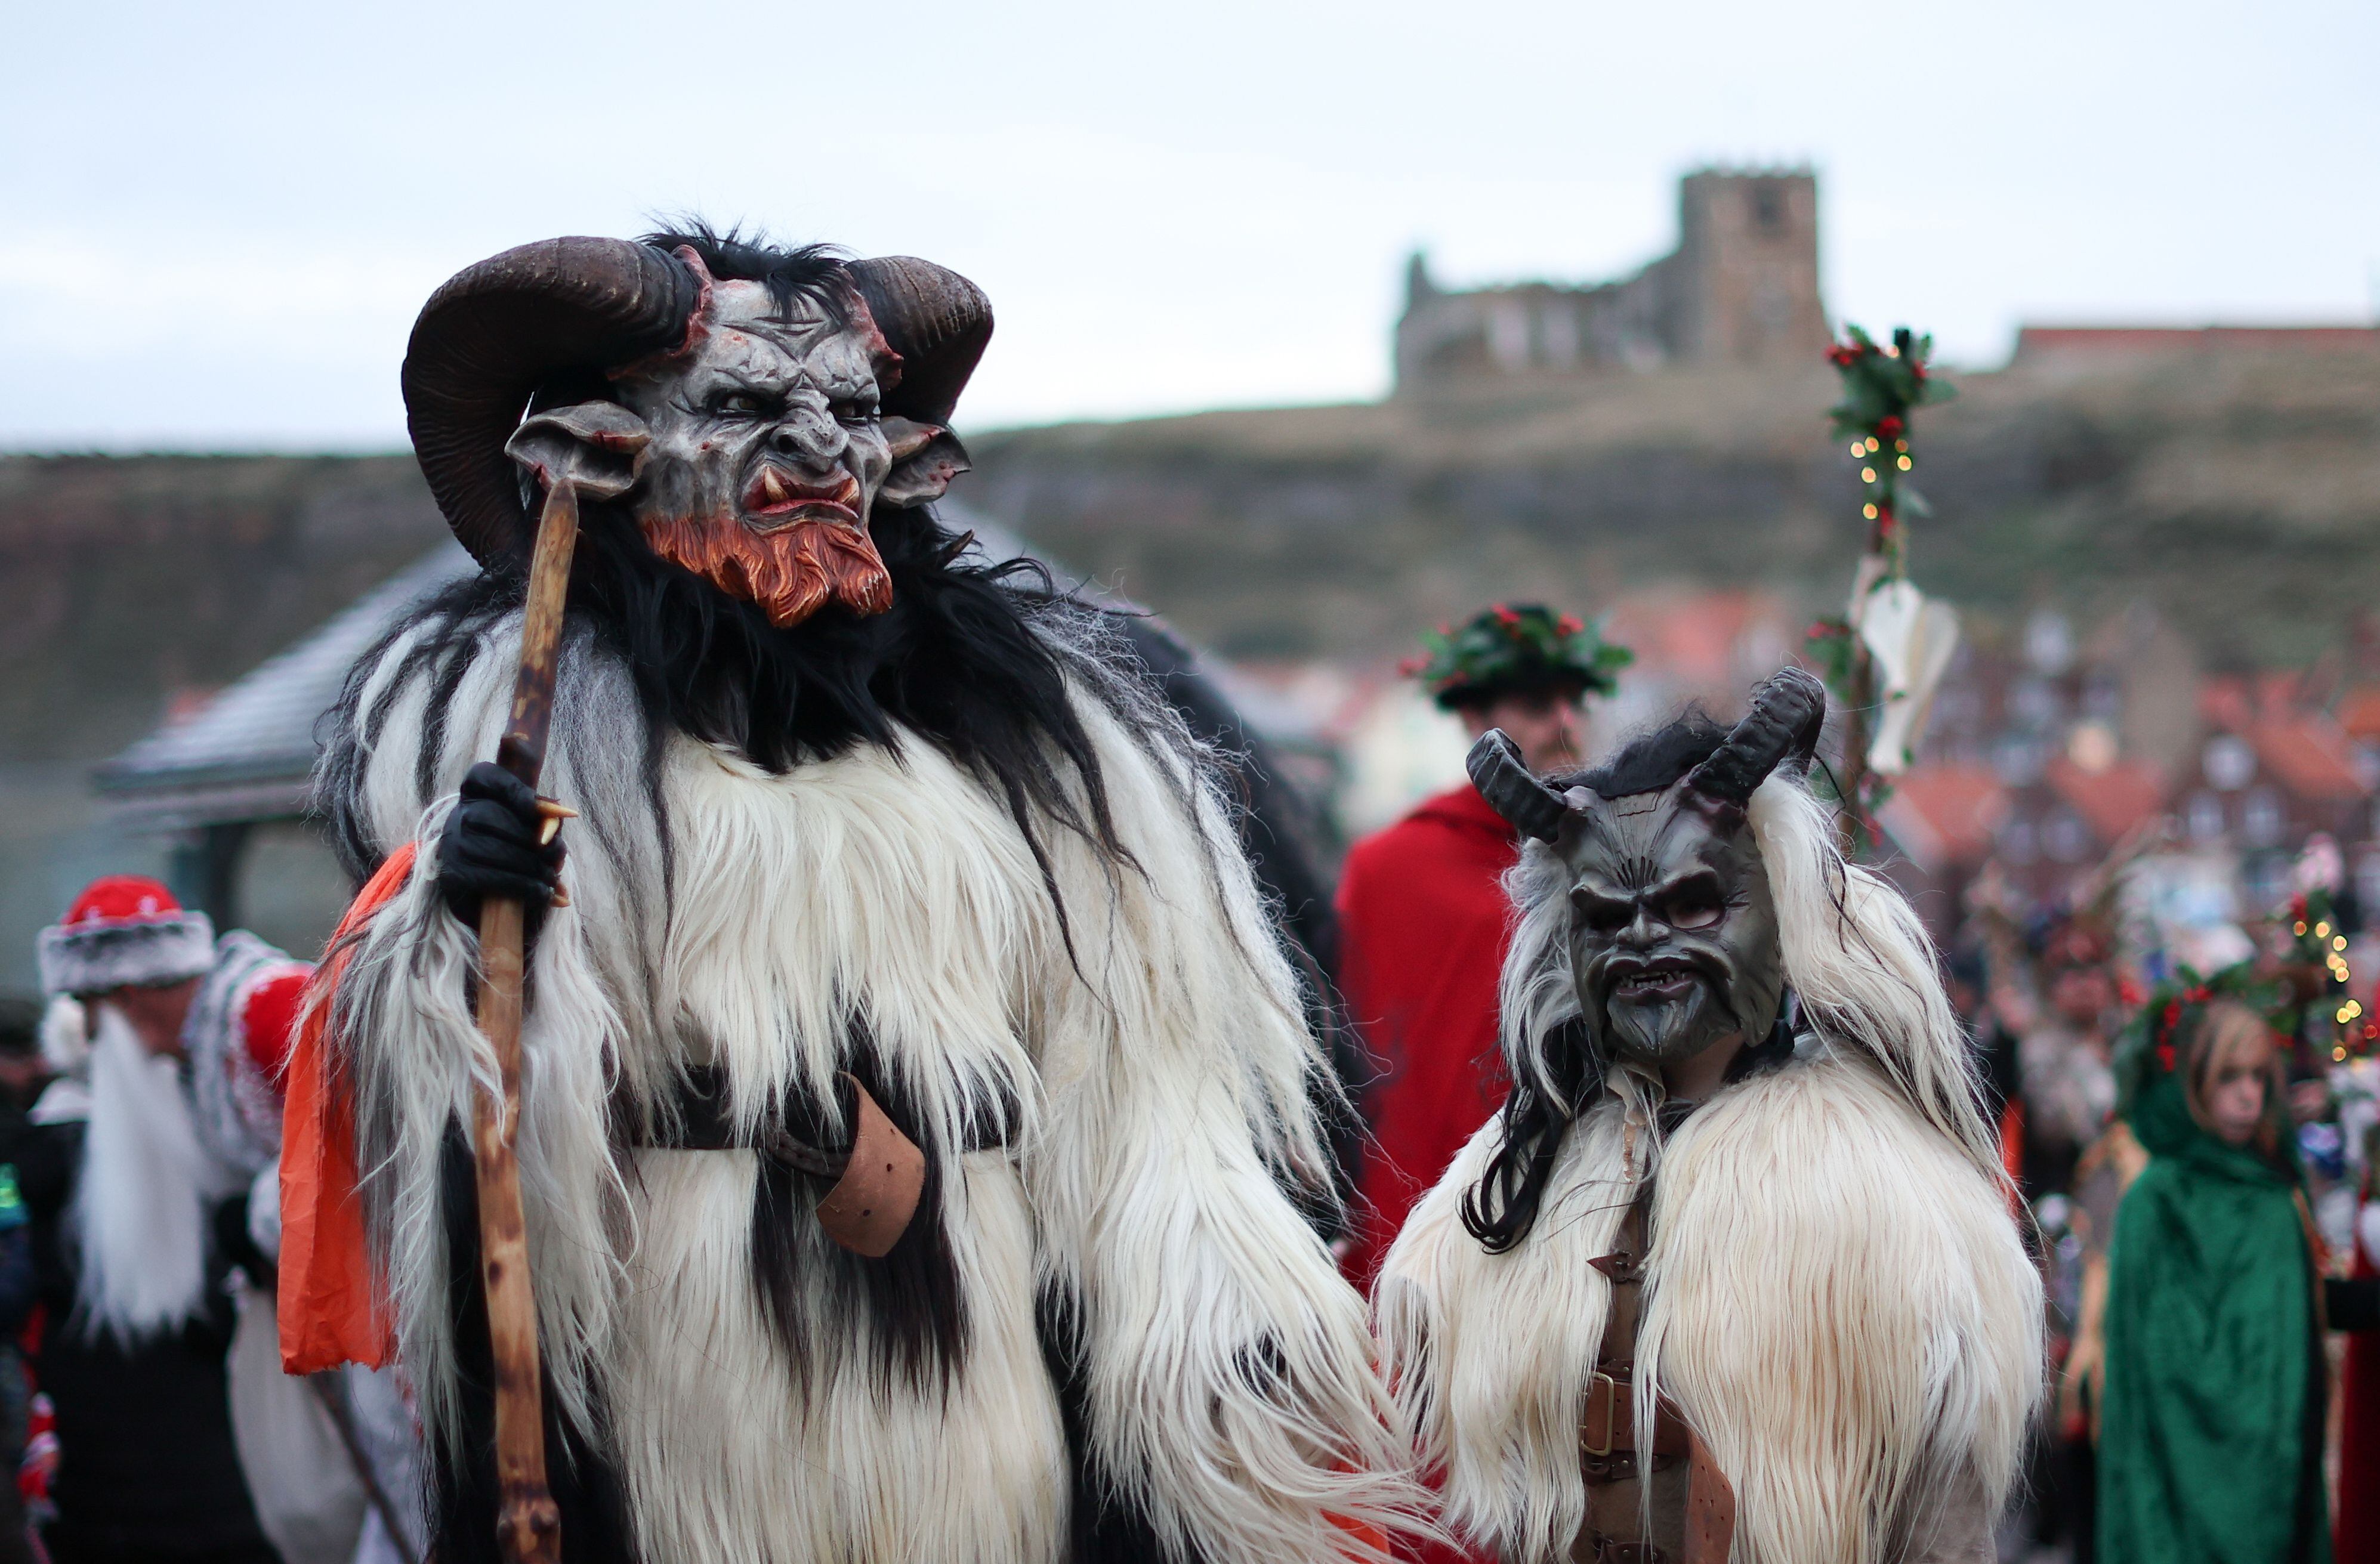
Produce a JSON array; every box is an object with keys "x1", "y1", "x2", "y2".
[
  {"x1": 400, "y1": 237, "x2": 991, "y2": 628},
  {"x1": 1468, "y1": 668, "x2": 1828, "y2": 1070}
]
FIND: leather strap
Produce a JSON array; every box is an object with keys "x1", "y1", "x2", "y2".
[
  {"x1": 813, "y1": 1078, "x2": 926, "y2": 1258},
  {"x1": 632, "y1": 1065, "x2": 967, "y2": 1257},
  {"x1": 1578, "y1": 1170, "x2": 1734, "y2": 1564},
  {"x1": 1684, "y1": 1430, "x2": 1737, "y2": 1564},
  {"x1": 638, "y1": 1064, "x2": 1014, "y2": 1159},
  {"x1": 1581, "y1": 1370, "x2": 1693, "y2": 1461},
  {"x1": 1593, "y1": 1543, "x2": 1662, "y2": 1564},
  {"x1": 1589, "y1": 1249, "x2": 1645, "y2": 1285}
]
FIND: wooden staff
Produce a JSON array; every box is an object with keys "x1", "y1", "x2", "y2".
[{"x1": 471, "y1": 475, "x2": 579, "y2": 1564}]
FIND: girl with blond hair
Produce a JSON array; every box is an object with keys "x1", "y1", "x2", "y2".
[{"x1": 2099, "y1": 987, "x2": 2329, "y2": 1564}]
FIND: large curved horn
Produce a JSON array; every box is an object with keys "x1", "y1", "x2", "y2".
[
  {"x1": 403, "y1": 237, "x2": 702, "y2": 564},
  {"x1": 1466, "y1": 730, "x2": 1572, "y2": 842},
  {"x1": 1684, "y1": 667, "x2": 1829, "y2": 806},
  {"x1": 848, "y1": 257, "x2": 993, "y2": 426}
]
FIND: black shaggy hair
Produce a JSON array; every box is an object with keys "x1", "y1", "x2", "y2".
[
  {"x1": 1561, "y1": 708, "x2": 1730, "y2": 798},
  {"x1": 329, "y1": 500, "x2": 1138, "y2": 956},
  {"x1": 642, "y1": 221, "x2": 855, "y2": 326},
  {"x1": 1460, "y1": 711, "x2": 1796, "y2": 1253}
]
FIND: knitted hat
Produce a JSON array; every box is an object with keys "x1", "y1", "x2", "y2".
[
  {"x1": 36, "y1": 876, "x2": 215, "y2": 999},
  {"x1": 1404, "y1": 602, "x2": 1632, "y2": 712}
]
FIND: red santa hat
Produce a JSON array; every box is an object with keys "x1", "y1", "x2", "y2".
[{"x1": 36, "y1": 876, "x2": 215, "y2": 1000}]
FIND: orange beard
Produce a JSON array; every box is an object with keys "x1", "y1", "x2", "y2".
[{"x1": 641, "y1": 511, "x2": 894, "y2": 628}]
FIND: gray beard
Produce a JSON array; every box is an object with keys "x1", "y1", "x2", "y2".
[{"x1": 1604, "y1": 982, "x2": 1731, "y2": 1065}]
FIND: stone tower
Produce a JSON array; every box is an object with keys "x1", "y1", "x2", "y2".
[
  {"x1": 1664, "y1": 168, "x2": 1829, "y2": 366},
  {"x1": 1392, "y1": 166, "x2": 1831, "y2": 392}
]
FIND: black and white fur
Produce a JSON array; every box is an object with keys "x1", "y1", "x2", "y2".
[
  {"x1": 1376, "y1": 767, "x2": 2043, "y2": 1564},
  {"x1": 314, "y1": 508, "x2": 1412, "y2": 1564}
]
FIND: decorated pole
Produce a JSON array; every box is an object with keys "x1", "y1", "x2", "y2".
[
  {"x1": 1808, "y1": 326, "x2": 1959, "y2": 852},
  {"x1": 471, "y1": 475, "x2": 580, "y2": 1564}
]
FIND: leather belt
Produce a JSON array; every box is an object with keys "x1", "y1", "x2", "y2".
[
  {"x1": 638, "y1": 1065, "x2": 1012, "y2": 1259},
  {"x1": 1590, "y1": 1544, "x2": 1662, "y2": 1564},
  {"x1": 640, "y1": 1064, "x2": 1015, "y2": 1162},
  {"x1": 1581, "y1": 1368, "x2": 1694, "y2": 1462}
]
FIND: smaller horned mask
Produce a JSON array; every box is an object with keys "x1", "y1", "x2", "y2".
[{"x1": 1469, "y1": 668, "x2": 1828, "y2": 1070}]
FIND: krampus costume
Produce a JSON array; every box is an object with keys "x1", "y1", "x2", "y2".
[
  {"x1": 286, "y1": 231, "x2": 1410, "y2": 1564},
  {"x1": 1377, "y1": 671, "x2": 2043, "y2": 1563}
]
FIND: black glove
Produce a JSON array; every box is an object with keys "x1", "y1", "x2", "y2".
[{"x1": 436, "y1": 762, "x2": 565, "y2": 932}]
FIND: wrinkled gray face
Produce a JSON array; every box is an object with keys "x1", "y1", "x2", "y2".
[
  {"x1": 612, "y1": 280, "x2": 895, "y2": 538},
  {"x1": 507, "y1": 267, "x2": 973, "y2": 629},
  {"x1": 1558, "y1": 786, "x2": 1784, "y2": 1067}
]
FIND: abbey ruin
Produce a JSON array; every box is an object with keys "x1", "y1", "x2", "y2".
[{"x1": 1394, "y1": 167, "x2": 1833, "y2": 390}]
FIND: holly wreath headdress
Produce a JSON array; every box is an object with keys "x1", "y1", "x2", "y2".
[
  {"x1": 1403, "y1": 603, "x2": 1632, "y2": 712},
  {"x1": 2113, "y1": 962, "x2": 2295, "y2": 1164}
]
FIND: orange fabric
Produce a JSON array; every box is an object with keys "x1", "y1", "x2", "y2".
[
  {"x1": 1998, "y1": 1097, "x2": 2026, "y2": 1220},
  {"x1": 277, "y1": 843, "x2": 416, "y2": 1374},
  {"x1": 2338, "y1": 1222, "x2": 2380, "y2": 1564},
  {"x1": 1322, "y1": 1454, "x2": 1397, "y2": 1560}
]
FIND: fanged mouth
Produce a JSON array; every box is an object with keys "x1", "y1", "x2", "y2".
[
  {"x1": 1610, "y1": 958, "x2": 1702, "y2": 1002},
  {"x1": 740, "y1": 464, "x2": 862, "y2": 530}
]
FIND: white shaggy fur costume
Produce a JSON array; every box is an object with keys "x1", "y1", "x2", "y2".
[
  {"x1": 314, "y1": 601, "x2": 1409, "y2": 1564},
  {"x1": 1377, "y1": 777, "x2": 2043, "y2": 1564}
]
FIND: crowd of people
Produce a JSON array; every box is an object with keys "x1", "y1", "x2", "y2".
[
  {"x1": 1338, "y1": 602, "x2": 2380, "y2": 1564},
  {"x1": 2, "y1": 228, "x2": 2364, "y2": 1564}
]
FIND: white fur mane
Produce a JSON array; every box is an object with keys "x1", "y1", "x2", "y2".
[{"x1": 314, "y1": 605, "x2": 1417, "y2": 1564}]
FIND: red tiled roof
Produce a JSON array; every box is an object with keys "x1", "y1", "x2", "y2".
[
  {"x1": 2045, "y1": 758, "x2": 2169, "y2": 844},
  {"x1": 1878, "y1": 765, "x2": 2007, "y2": 873},
  {"x1": 1605, "y1": 591, "x2": 1770, "y2": 688},
  {"x1": 2199, "y1": 672, "x2": 2317, "y2": 730},
  {"x1": 2016, "y1": 326, "x2": 2380, "y2": 358},
  {"x1": 2338, "y1": 688, "x2": 2380, "y2": 743},
  {"x1": 2244, "y1": 716, "x2": 2367, "y2": 802},
  {"x1": 2199, "y1": 677, "x2": 2255, "y2": 731}
]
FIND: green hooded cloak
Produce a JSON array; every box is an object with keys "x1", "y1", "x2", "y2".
[{"x1": 2097, "y1": 1061, "x2": 2328, "y2": 1564}]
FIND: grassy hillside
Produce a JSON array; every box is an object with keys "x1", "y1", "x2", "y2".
[
  {"x1": 965, "y1": 351, "x2": 2380, "y2": 665},
  {"x1": 0, "y1": 454, "x2": 445, "y2": 763}
]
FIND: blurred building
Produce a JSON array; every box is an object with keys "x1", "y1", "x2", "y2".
[
  {"x1": 1881, "y1": 604, "x2": 2380, "y2": 945},
  {"x1": 1394, "y1": 168, "x2": 1830, "y2": 389}
]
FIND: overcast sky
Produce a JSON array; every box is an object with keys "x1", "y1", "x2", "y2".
[{"x1": 4, "y1": 0, "x2": 2374, "y2": 448}]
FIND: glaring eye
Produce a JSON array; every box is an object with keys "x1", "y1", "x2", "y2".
[
  {"x1": 711, "y1": 390, "x2": 772, "y2": 418},
  {"x1": 1572, "y1": 891, "x2": 1632, "y2": 934},
  {"x1": 1664, "y1": 888, "x2": 1724, "y2": 931},
  {"x1": 836, "y1": 401, "x2": 881, "y2": 428}
]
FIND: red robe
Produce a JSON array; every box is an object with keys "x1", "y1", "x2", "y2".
[
  {"x1": 2341, "y1": 1206, "x2": 2380, "y2": 1564},
  {"x1": 1337, "y1": 783, "x2": 1519, "y2": 1293}
]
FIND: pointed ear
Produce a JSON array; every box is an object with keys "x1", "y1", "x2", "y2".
[
  {"x1": 876, "y1": 416, "x2": 970, "y2": 509},
  {"x1": 504, "y1": 400, "x2": 651, "y2": 502}
]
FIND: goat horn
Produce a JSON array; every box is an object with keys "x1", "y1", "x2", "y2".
[
  {"x1": 1684, "y1": 667, "x2": 1829, "y2": 806},
  {"x1": 1467, "y1": 730, "x2": 1573, "y2": 842},
  {"x1": 847, "y1": 257, "x2": 993, "y2": 427},
  {"x1": 404, "y1": 237, "x2": 702, "y2": 565}
]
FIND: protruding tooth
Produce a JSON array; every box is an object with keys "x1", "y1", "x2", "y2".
[{"x1": 760, "y1": 468, "x2": 792, "y2": 506}]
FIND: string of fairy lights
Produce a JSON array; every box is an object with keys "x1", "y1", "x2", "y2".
[{"x1": 2290, "y1": 898, "x2": 2372, "y2": 1061}]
